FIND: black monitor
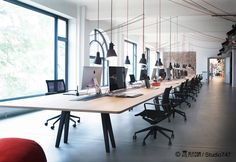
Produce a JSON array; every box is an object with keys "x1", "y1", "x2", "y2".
[
  {"x1": 109, "y1": 66, "x2": 126, "y2": 92},
  {"x1": 166, "y1": 68, "x2": 171, "y2": 80},
  {"x1": 158, "y1": 69, "x2": 166, "y2": 80},
  {"x1": 81, "y1": 66, "x2": 102, "y2": 91},
  {"x1": 129, "y1": 74, "x2": 136, "y2": 83},
  {"x1": 140, "y1": 69, "x2": 148, "y2": 81},
  {"x1": 151, "y1": 68, "x2": 157, "y2": 80}
]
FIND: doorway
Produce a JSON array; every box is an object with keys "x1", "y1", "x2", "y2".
[{"x1": 208, "y1": 58, "x2": 225, "y2": 82}]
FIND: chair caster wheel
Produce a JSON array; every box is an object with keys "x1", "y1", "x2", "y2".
[
  {"x1": 45, "y1": 123, "x2": 48, "y2": 126},
  {"x1": 73, "y1": 124, "x2": 76, "y2": 127},
  {"x1": 51, "y1": 126, "x2": 54, "y2": 130},
  {"x1": 168, "y1": 140, "x2": 172, "y2": 146},
  {"x1": 142, "y1": 141, "x2": 146, "y2": 146},
  {"x1": 77, "y1": 119, "x2": 80, "y2": 123},
  {"x1": 171, "y1": 133, "x2": 174, "y2": 139},
  {"x1": 184, "y1": 117, "x2": 187, "y2": 121},
  {"x1": 133, "y1": 135, "x2": 137, "y2": 140}
]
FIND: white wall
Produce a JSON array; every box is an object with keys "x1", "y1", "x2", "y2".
[
  {"x1": 26, "y1": 0, "x2": 220, "y2": 86},
  {"x1": 225, "y1": 57, "x2": 231, "y2": 84},
  {"x1": 25, "y1": 0, "x2": 77, "y2": 18},
  {"x1": 232, "y1": 48, "x2": 236, "y2": 87}
]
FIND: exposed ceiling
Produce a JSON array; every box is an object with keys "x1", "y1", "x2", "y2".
[{"x1": 33, "y1": 0, "x2": 236, "y2": 52}]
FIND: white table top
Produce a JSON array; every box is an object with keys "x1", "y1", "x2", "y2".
[{"x1": 0, "y1": 79, "x2": 186, "y2": 114}]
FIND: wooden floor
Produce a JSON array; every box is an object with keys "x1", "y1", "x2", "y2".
[{"x1": 0, "y1": 78, "x2": 236, "y2": 162}]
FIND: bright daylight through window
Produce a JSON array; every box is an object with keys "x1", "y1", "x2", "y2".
[{"x1": 0, "y1": 1, "x2": 54, "y2": 100}]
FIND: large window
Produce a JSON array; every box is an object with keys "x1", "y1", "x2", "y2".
[
  {"x1": 124, "y1": 40, "x2": 137, "y2": 81},
  {"x1": 0, "y1": 1, "x2": 68, "y2": 100}
]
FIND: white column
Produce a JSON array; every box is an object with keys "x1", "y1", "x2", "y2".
[
  {"x1": 232, "y1": 47, "x2": 236, "y2": 87},
  {"x1": 77, "y1": 6, "x2": 87, "y2": 87}
]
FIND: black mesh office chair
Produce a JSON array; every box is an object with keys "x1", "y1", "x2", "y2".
[
  {"x1": 133, "y1": 87, "x2": 174, "y2": 146},
  {"x1": 44, "y1": 79, "x2": 80, "y2": 129}
]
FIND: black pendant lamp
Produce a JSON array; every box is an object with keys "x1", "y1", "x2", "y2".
[
  {"x1": 169, "y1": 62, "x2": 173, "y2": 70},
  {"x1": 139, "y1": 0, "x2": 146, "y2": 64},
  {"x1": 94, "y1": 0, "x2": 102, "y2": 65},
  {"x1": 159, "y1": 58, "x2": 163, "y2": 66},
  {"x1": 125, "y1": 56, "x2": 130, "y2": 64},
  {"x1": 125, "y1": 0, "x2": 130, "y2": 64},
  {"x1": 107, "y1": 0, "x2": 117, "y2": 57},
  {"x1": 155, "y1": 51, "x2": 160, "y2": 66},
  {"x1": 139, "y1": 53, "x2": 147, "y2": 64},
  {"x1": 94, "y1": 51, "x2": 102, "y2": 64},
  {"x1": 155, "y1": 59, "x2": 159, "y2": 67}
]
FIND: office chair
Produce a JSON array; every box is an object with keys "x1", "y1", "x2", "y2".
[
  {"x1": 184, "y1": 79, "x2": 197, "y2": 102},
  {"x1": 172, "y1": 82, "x2": 191, "y2": 108},
  {"x1": 44, "y1": 79, "x2": 80, "y2": 129},
  {"x1": 133, "y1": 87, "x2": 174, "y2": 146}
]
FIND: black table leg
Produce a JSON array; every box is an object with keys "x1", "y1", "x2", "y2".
[
  {"x1": 101, "y1": 113, "x2": 116, "y2": 153},
  {"x1": 64, "y1": 111, "x2": 70, "y2": 143},
  {"x1": 55, "y1": 111, "x2": 70, "y2": 147}
]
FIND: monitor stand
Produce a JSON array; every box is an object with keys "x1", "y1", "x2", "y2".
[{"x1": 93, "y1": 77, "x2": 101, "y2": 94}]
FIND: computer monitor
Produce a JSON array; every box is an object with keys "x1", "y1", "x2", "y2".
[
  {"x1": 81, "y1": 66, "x2": 102, "y2": 93},
  {"x1": 129, "y1": 74, "x2": 136, "y2": 83},
  {"x1": 151, "y1": 68, "x2": 157, "y2": 80},
  {"x1": 139, "y1": 69, "x2": 148, "y2": 81},
  {"x1": 158, "y1": 68, "x2": 166, "y2": 80},
  {"x1": 109, "y1": 66, "x2": 126, "y2": 92},
  {"x1": 165, "y1": 68, "x2": 171, "y2": 80}
]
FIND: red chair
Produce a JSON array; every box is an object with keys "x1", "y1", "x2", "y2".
[{"x1": 0, "y1": 138, "x2": 47, "y2": 162}]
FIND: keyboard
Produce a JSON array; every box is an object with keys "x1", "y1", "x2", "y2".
[
  {"x1": 72, "y1": 94, "x2": 105, "y2": 101},
  {"x1": 113, "y1": 92, "x2": 143, "y2": 98}
]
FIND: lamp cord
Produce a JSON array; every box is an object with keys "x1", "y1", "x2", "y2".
[
  {"x1": 159, "y1": 0, "x2": 161, "y2": 52},
  {"x1": 156, "y1": 0, "x2": 158, "y2": 52},
  {"x1": 111, "y1": 0, "x2": 113, "y2": 42},
  {"x1": 142, "y1": 0, "x2": 144, "y2": 54},
  {"x1": 170, "y1": 16, "x2": 172, "y2": 62},
  {"x1": 97, "y1": 0, "x2": 100, "y2": 51},
  {"x1": 127, "y1": 0, "x2": 129, "y2": 56}
]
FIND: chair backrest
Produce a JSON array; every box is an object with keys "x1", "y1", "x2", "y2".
[
  {"x1": 179, "y1": 82, "x2": 184, "y2": 93},
  {"x1": 161, "y1": 86, "x2": 172, "y2": 113},
  {"x1": 153, "y1": 96, "x2": 161, "y2": 110},
  {"x1": 46, "y1": 79, "x2": 66, "y2": 93}
]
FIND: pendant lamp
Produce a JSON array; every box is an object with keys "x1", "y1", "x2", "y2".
[
  {"x1": 94, "y1": 0, "x2": 102, "y2": 64},
  {"x1": 125, "y1": 0, "x2": 130, "y2": 64},
  {"x1": 139, "y1": 0, "x2": 146, "y2": 64},
  {"x1": 155, "y1": 51, "x2": 159, "y2": 66},
  {"x1": 155, "y1": 0, "x2": 160, "y2": 67},
  {"x1": 159, "y1": 58, "x2": 163, "y2": 66},
  {"x1": 107, "y1": 0, "x2": 117, "y2": 57},
  {"x1": 94, "y1": 51, "x2": 102, "y2": 64}
]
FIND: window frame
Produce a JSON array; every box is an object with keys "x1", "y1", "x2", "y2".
[
  {"x1": 89, "y1": 29, "x2": 109, "y2": 86},
  {"x1": 124, "y1": 40, "x2": 137, "y2": 77},
  {"x1": 0, "y1": 0, "x2": 69, "y2": 101}
]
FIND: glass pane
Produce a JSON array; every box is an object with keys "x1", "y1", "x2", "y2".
[
  {"x1": 90, "y1": 42, "x2": 103, "y2": 58},
  {"x1": 0, "y1": 1, "x2": 54, "y2": 99},
  {"x1": 58, "y1": 41, "x2": 66, "y2": 80},
  {"x1": 58, "y1": 19, "x2": 66, "y2": 37},
  {"x1": 124, "y1": 41, "x2": 137, "y2": 82}
]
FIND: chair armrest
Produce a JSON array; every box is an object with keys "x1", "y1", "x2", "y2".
[{"x1": 144, "y1": 103, "x2": 169, "y2": 110}]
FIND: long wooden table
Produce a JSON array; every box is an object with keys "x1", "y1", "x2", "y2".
[{"x1": 0, "y1": 79, "x2": 186, "y2": 153}]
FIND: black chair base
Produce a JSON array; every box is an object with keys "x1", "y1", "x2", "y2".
[
  {"x1": 133, "y1": 125, "x2": 174, "y2": 146},
  {"x1": 173, "y1": 109, "x2": 187, "y2": 121},
  {"x1": 45, "y1": 114, "x2": 80, "y2": 130}
]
